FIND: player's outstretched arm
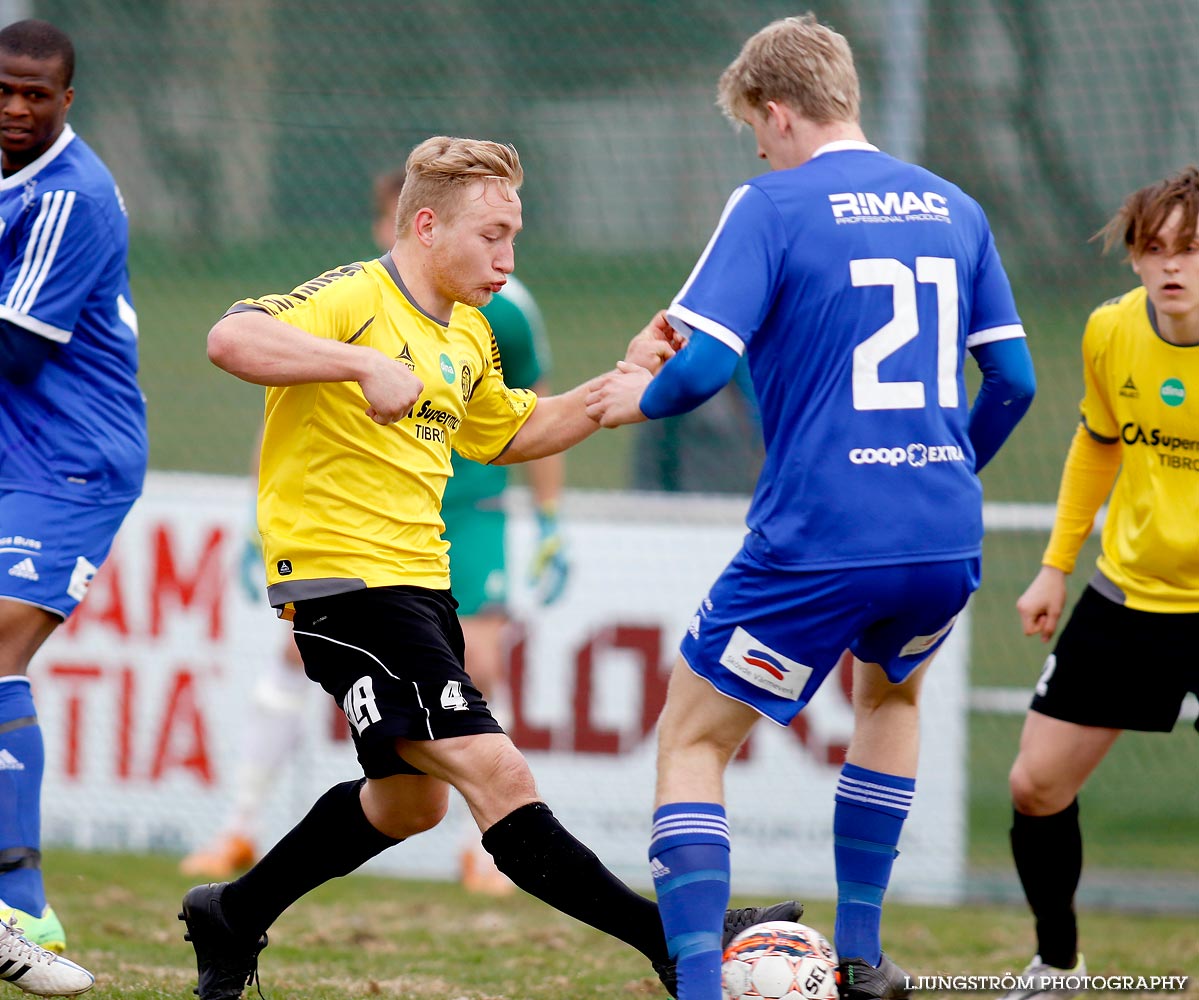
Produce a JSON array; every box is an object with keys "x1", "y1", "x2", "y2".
[
  {"x1": 208, "y1": 310, "x2": 423, "y2": 425},
  {"x1": 585, "y1": 361, "x2": 654, "y2": 427},
  {"x1": 587, "y1": 327, "x2": 740, "y2": 428},
  {"x1": 493, "y1": 376, "x2": 608, "y2": 464}
]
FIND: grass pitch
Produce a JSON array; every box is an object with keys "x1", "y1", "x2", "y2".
[{"x1": 43, "y1": 848, "x2": 1196, "y2": 999}]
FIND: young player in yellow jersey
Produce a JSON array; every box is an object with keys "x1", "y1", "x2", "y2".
[
  {"x1": 179, "y1": 135, "x2": 798, "y2": 1000},
  {"x1": 374, "y1": 169, "x2": 566, "y2": 895},
  {"x1": 1000, "y1": 166, "x2": 1199, "y2": 998}
]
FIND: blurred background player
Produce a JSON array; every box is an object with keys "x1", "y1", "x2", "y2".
[
  {"x1": 1000, "y1": 167, "x2": 1199, "y2": 997},
  {"x1": 375, "y1": 168, "x2": 568, "y2": 894},
  {"x1": 586, "y1": 14, "x2": 1035, "y2": 1000},
  {"x1": 179, "y1": 168, "x2": 570, "y2": 896},
  {"x1": 0, "y1": 18, "x2": 143, "y2": 993},
  {"x1": 631, "y1": 356, "x2": 763, "y2": 494}
]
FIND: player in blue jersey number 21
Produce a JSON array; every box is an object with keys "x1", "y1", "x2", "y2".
[{"x1": 587, "y1": 14, "x2": 1036, "y2": 1000}]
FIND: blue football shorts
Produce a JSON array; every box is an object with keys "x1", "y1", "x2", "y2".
[
  {"x1": 0, "y1": 488, "x2": 136, "y2": 619},
  {"x1": 679, "y1": 546, "x2": 981, "y2": 725}
]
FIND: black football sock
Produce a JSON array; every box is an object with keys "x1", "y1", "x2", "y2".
[
  {"x1": 220, "y1": 778, "x2": 402, "y2": 938},
  {"x1": 1010, "y1": 799, "x2": 1081, "y2": 969},
  {"x1": 483, "y1": 801, "x2": 669, "y2": 963}
]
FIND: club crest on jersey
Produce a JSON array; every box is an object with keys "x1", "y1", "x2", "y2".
[
  {"x1": 460, "y1": 362, "x2": 473, "y2": 402},
  {"x1": 719, "y1": 626, "x2": 811, "y2": 701}
]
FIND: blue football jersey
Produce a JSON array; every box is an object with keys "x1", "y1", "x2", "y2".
[
  {"x1": 0, "y1": 125, "x2": 147, "y2": 503},
  {"x1": 668, "y1": 142, "x2": 1024, "y2": 570}
]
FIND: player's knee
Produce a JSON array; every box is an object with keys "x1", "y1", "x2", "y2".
[
  {"x1": 361, "y1": 778, "x2": 451, "y2": 838},
  {"x1": 1008, "y1": 756, "x2": 1070, "y2": 815},
  {"x1": 404, "y1": 795, "x2": 450, "y2": 837},
  {"x1": 854, "y1": 683, "x2": 920, "y2": 722}
]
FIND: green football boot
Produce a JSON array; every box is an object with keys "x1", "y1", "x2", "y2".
[{"x1": 0, "y1": 900, "x2": 66, "y2": 954}]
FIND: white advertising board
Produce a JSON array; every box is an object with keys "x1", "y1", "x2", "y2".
[{"x1": 34, "y1": 473, "x2": 966, "y2": 903}]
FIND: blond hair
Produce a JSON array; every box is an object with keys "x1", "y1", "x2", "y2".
[
  {"x1": 1098, "y1": 165, "x2": 1199, "y2": 258},
  {"x1": 393, "y1": 136, "x2": 523, "y2": 238},
  {"x1": 717, "y1": 14, "x2": 860, "y2": 126}
]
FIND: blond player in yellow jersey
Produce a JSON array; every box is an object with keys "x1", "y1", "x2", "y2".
[
  {"x1": 1000, "y1": 166, "x2": 1199, "y2": 998},
  {"x1": 178, "y1": 136, "x2": 797, "y2": 1000}
]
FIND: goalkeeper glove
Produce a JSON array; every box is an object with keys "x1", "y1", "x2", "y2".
[{"x1": 528, "y1": 505, "x2": 569, "y2": 606}]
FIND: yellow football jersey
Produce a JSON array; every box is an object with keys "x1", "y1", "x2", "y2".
[
  {"x1": 228, "y1": 255, "x2": 537, "y2": 608},
  {"x1": 1075, "y1": 286, "x2": 1199, "y2": 611}
]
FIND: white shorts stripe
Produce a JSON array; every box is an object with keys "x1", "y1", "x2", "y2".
[
  {"x1": 292, "y1": 629, "x2": 399, "y2": 680},
  {"x1": 408, "y1": 681, "x2": 435, "y2": 740}
]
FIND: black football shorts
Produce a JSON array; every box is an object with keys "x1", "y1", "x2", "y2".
[
  {"x1": 1030, "y1": 585, "x2": 1199, "y2": 732},
  {"x1": 291, "y1": 585, "x2": 504, "y2": 777}
]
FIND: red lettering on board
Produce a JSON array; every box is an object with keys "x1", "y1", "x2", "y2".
[
  {"x1": 46, "y1": 663, "x2": 102, "y2": 777},
  {"x1": 149, "y1": 670, "x2": 212, "y2": 783},
  {"x1": 150, "y1": 524, "x2": 225, "y2": 640}
]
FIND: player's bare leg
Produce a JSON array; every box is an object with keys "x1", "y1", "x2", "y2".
[
  {"x1": 833, "y1": 655, "x2": 933, "y2": 1000},
  {"x1": 1009, "y1": 712, "x2": 1118, "y2": 817},
  {"x1": 0, "y1": 599, "x2": 59, "y2": 678},
  {"x1": 845, "y1": 654, "x2": 930, "y2": 776},
  {"x1": 393, "y1": 731, "x2": 537, "y2": 831},
  {"x1": 655, "y1": 657, "x2": 760, "y2": 807}
]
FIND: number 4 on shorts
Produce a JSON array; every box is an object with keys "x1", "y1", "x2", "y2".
[{"x1": 440, "y1": 680, "x2": 469, "y2": 711}]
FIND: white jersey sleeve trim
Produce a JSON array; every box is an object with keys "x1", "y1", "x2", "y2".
[
  {"x1": 0, "y1": 304, "x2": 72, "y2": 343},
  {"x1": 666, "y1": 303, "x2": 746, "y2": 355},
  {"x1": 966, "y1": 323, "x2": 1025, "y2": 348}
]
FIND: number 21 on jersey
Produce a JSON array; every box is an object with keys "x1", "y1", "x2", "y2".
[{"x1": 851, "y1": 256, "x2": 959, "y2": 411}]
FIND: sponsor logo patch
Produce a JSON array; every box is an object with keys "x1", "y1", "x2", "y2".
[
  {"x1": 1160, "y1": 377, "x2": 1186, "y2": 407},
  {"x1": 828, "y1": 190, "x2": 952, "y2": 224},
  {"x1": 719, "y1": 626, "x2": 811, "y2": 701},
  {"x1": 67, "y1": 556, "x2": 98, "y2": 602},
  {"x1": 898, "y1": 616, "x2": 957, "y2": 658}
]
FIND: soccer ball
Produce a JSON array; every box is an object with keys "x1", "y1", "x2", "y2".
[{"x1": 721, "y1": 920, "x2": 839, "y2": 1000}]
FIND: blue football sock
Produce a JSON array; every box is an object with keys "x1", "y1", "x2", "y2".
[
  {"x1": 0, "y1": 677, "x2": 46, "y2": 914},
  {"x1": 833, "y1": 763, "x2": 914, "y2": 966},
  {"x1": 649, "y1": 802, "x2": 730, "y2": 1000}
]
